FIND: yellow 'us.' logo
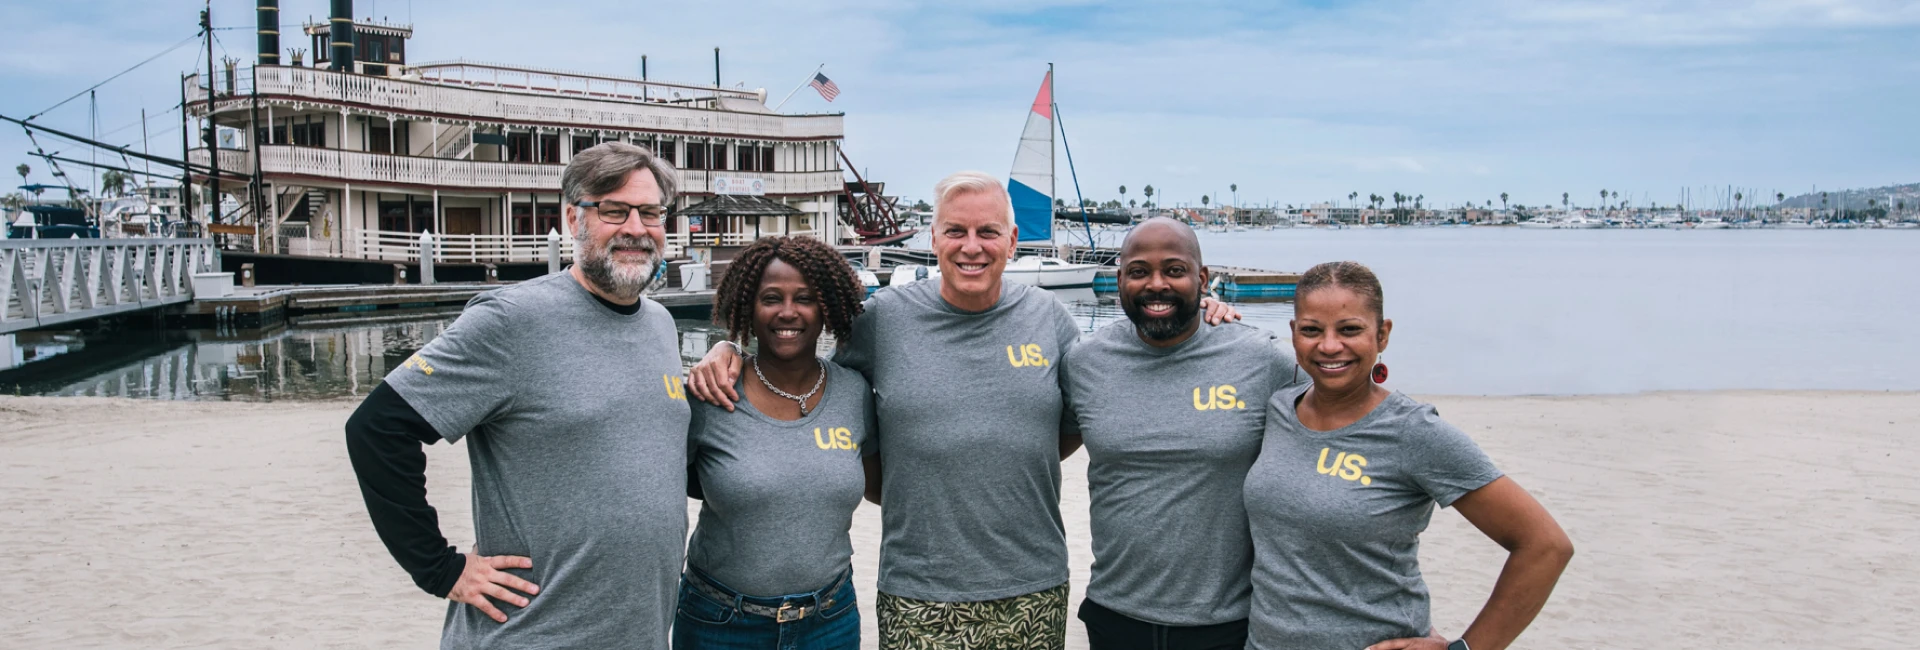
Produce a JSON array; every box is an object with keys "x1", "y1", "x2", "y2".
[
  {"x1": 662, "y1": 374, "x2": 686, "y2": 401},
  {"x1": 1006, "y1": 343, "x2": 1051, "y2": 368},
  {"x1": 1316, "y1": 448, "x2": 1373, "y2": 485},
  {"x1": 401, "y1": 353, "x2": 436, "y2": 376},
  {"x1": 1193, "y1": 384, "x2": 1245, "y2": 410},
  {"x1": 814, "y1": 426, "x2": 857, "y2": 450}
]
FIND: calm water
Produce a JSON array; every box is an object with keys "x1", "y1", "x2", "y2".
[{"x1": 3, "y1": 229, "x2": 1913, "y2": 399}]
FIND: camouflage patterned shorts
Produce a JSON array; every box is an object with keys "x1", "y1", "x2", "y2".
[{"x1": 877, "y1": 583, "x2": 1069, "y2": 650}]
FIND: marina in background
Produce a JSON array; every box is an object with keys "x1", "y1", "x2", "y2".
[{"x1": 8, "y1": 228, "x2": 1917, "y2": 399}]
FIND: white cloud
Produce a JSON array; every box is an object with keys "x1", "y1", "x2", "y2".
[{"x1": 3, "y1": 0, "x2": 1914, "y2": 207}]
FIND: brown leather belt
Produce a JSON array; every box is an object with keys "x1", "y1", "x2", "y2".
[{"x1": 685, "y1": 568, "x2": 849, "y2": 623}]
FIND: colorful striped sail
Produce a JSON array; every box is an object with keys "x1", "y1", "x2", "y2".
[{"x1": 1010, "y1": 71, "x2": 1054, "y2": 242}]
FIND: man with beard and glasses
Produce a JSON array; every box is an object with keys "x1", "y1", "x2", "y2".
[
  {"x1": 1058, "y1": 217, "x2": 1306, "y2": 650},
  {"x1": 344, "y1": 142, "x2": 691, "y2": 649}
]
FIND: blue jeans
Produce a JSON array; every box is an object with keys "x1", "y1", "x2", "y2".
[{"x1": 673, "y1": 567, "x2": 860, "y2": 650}]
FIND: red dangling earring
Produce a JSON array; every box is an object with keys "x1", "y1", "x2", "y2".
[{"x1": 1371, "y1": 357, "x2": 1389, "y2": 384}]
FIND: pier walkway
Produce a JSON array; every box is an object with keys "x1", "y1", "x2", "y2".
[{"x1": 2, "y1": 238, "x2": 220, "y2": 335}]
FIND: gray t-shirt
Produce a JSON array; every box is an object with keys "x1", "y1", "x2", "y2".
[
  {"x1": 385, "y1": 272, "x2": 691, "y2": 650},
  {"x1": 1244, "y1": 388, "x2": 1504, "y2": 650},
  {"x1": 1062, "y1": 320, "x2": 1303, "y2": 626},
  {"x1": 835, "y1": 279, "x2": 1080, "y2": 602},
  {"x1": 685, "y1": 361, "x2": 875, "y2": 596}
]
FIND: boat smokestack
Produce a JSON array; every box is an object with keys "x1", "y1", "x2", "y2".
[
  {"x1": 256, "y1": 0, "x2": 279, "y2": 65},
  {"x1": 329, "y1": 0, "x2": 354, "y2": 72}
]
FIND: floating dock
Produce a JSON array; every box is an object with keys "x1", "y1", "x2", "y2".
[
  {"x1": 1208, "y1": 266, "x2": 1300, "y2": 300},
  {"x1": 1091, "y1": 267, "x2": 1299, "y2": 300}
]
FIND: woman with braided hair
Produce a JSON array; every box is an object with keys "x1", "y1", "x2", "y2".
[{"x1": 676, "y1": 235, "x2": 875, "y2": 650}]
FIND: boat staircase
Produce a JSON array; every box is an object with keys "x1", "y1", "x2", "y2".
[
  {"x1": 1, "y1": 238, "x2": 221, "y2": 334},
  {"x1": 418, "y1": 124, "x2": 475, "y2": 160}
]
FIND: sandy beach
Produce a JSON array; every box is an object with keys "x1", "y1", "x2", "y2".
[{"x1": 2, "y1": 391, "x2": 1916, "y2": 649}]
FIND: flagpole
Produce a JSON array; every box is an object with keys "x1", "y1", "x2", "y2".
[{"x1": 773, "y1": 64, "x2": 826, "y2": 112}]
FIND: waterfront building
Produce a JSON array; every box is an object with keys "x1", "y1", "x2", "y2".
[{"x1": 184, "y1": 5, "x2": 849, "y2": 267}]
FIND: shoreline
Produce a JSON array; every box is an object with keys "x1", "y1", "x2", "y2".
[{"x1": 3, "y1": 390, "x2": 1915, "y2": 648}]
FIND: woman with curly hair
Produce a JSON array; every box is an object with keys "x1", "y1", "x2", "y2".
[{"x1": 676, "y1": 235, "x2": 874, "y2": 650}]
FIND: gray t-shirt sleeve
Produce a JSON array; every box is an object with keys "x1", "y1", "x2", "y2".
[
  {"x1": 1405, "y1": 406, "x2": 1504, "y2": 507},
  {"x1": 383, "y1": 294, "x2": 518, "y2": 443},
  {"x1": 1058, "y1": 346, "x2": 1082, "y2": 439},
  {"x1": 1053, "y1": 301, "x2": 1082, "y2": 439},
  {"x1": 832, "y1": 296, "x2": 881, "y2": 376},
  {"x1": 1265, "y1": 329, "x2": 1307, "y2": 391},
  {"x1": 860, "y1": 381, "x2": 879, "y2": 458}
]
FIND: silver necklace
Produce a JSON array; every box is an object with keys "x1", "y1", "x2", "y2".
[{"x1": 753, "y1": 356, "x2": 827, "y2": 415}]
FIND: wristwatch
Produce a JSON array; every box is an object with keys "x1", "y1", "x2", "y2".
[{"x1": 1446, "y1": 639, "x2": 1471, "y2": 650}]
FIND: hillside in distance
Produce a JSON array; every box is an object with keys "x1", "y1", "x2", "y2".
[{"x1": 1776, "y1": 182, "x2": 1919, "y2": 209}]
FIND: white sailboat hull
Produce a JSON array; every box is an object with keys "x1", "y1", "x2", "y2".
[{"x1": 1002, "y1": 256, "x2": 1099, "y2": 288}]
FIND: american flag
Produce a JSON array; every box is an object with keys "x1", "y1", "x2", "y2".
[{"x1": 809, "y1": 72, "x2": 841, "y2": 102}]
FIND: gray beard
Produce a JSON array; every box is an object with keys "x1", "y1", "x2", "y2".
[{"x1": 576, "y1": 232, "x2": 659, "y2": 301}]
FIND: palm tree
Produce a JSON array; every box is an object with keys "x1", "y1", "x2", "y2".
[
  {"x1": 1598, "y1": 189, "x2": 1607, "y2": 210},
  {"x1": 1129, "y1": 199, "x2": 1137, "y2": 209},
  {"x1": 1500, "y1": 192, "x2": 1509, "y2": 212},
  {"x1": 1143, "y1": 185, "x2": 1154, "y2": 208},
  {"x1": 1349, "y1": 191, "x2": 1359, "y2": 209},
  {"x1": 1230, "y1": 183, "x2": 1238, "y2": 207},
  {"x1": 1562, "y1": 192, "x2": 1569, "y2": 211},
  {"x1": 1415, "y1": 194, "x2": 1424, "y2": 212},
  {"x1": 1118, "y1": 185, "x2": 1127, "y2": 205},
  {"x1": 101, "y1": 170, "x2": 127, "y2": 196},
  {"x1": 1201, "y1": 195, "x2": 1210, "y2": 207},
  {"x1": 15, "y1": 163, "x2": 27, "y2": 187},
  {"x1": 1776, "y1": 192, "x2": 1785, "y2": 204}
]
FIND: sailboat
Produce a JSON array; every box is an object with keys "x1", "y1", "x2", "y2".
[{"x1": 1003, "y1": 66, "x2": 1100, "y2": 289}]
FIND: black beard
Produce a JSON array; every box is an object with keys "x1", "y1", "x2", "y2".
[{"x1": 1124, "y1": 289, "x2": 1201, "y2": 341}]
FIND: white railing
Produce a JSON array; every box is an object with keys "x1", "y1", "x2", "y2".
[
  {"x1": 189, "y1": 147, "x2": 844, "y2": 195},
  {"x1": 276, "y1": 222, "x2": 343, "y2": 257},
  {"x1": 667, "y1": 233, "x2": 759, "y2": 249},
  {"x1": 352, "y1": 229, "x2": 577, "y2": 264},
  {"x1": 187, "y1": 148, "x2": 254, "y2": 175},
  {"x1": 2, "y1": 238, "x2": 220, "y2": 334},
  {"x1": 679, "y1": 169, "x2": 846, "y2": 196},
  {"x1": 193, "y1": 146, "x2": 562, "y2": 191},
  {"x1": 411, "y1": 60, "x2": 762, "y2": 103},
  {"x1": 189, "y1": 66, "x2": 844, "y2": 141}
]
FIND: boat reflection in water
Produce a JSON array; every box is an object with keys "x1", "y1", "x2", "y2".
[{"x1": 0, "y1": 319, "x2": 454, "y2": 401}]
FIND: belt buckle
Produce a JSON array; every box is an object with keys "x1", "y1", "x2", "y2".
[{"x1": 775, "y1": 602, "x2": 807, "y2": 622}]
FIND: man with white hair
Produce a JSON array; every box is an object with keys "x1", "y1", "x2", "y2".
[
  {"x1": 345, "y1": 142, "x2": 692, "y2": 649},
  {"x1": 689, "y1": 171, "x2": 1238, "y2": 649}
]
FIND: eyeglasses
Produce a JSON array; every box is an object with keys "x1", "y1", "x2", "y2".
[{"x1": 575, "y1": 200, "x2": 669, "y2": 226}]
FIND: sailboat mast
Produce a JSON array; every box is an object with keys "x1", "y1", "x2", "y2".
[{"x1": 1048, "y1": 63, "x2": 1056, "y2": 245}]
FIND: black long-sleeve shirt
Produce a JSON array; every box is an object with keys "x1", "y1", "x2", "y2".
[
  {"x1": 344, "y1": 383, "x2": 464, "y2": 598},
  {"x1": 344, "y1": 290, "x2": 645, "y2": 598}
]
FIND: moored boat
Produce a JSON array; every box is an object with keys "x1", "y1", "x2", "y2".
[{"x1": 1002, "y1": 255, "x2": 1098, "y2": 289}]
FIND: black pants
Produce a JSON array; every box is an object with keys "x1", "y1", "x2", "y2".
[{"x1": 1078, "y1": 599, "x2": 1248, "y2": 650}]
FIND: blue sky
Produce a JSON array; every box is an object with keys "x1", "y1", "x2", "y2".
[{"x1": 3, "y1": 0, "x2": 1916, "y2": 209}]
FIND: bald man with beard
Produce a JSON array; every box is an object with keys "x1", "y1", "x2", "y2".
[{"x1": 1059, "y1": 218, "x2": 1307, "y2": 650}]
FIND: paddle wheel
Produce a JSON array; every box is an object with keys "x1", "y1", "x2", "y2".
[{"x1": 836, "y1": 150, "x2": 917, "y2": 246}]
